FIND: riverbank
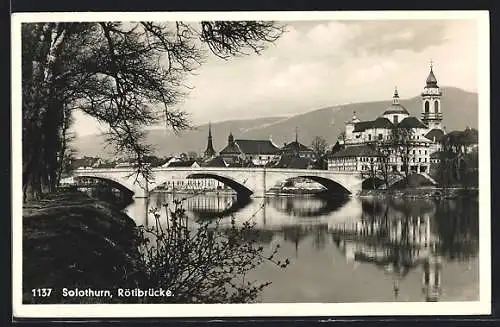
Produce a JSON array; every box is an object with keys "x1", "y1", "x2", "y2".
[
  {"x1": 360, "y1": 187, "x2": 478, "y2": 199},
  {"x1": 22, "y1": 191, "x2": 143, "y2": 304}
]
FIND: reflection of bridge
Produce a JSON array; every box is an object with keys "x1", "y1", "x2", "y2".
[{"x1": 73, "y1": 167, "x2": 364, "y2": 198}]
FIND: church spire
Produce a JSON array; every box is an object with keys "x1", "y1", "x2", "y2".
[
  {"x1": 204, "y1": 122, "x2": 216, "y2": 159},
  {"x1": 426, "y1": 59, "x2": 438, "y2": 87},
  {"x1": 421, "y1": 61, "x2": 443, "y2": 130},
  {"x1": 393, "y1": 86, "x2": 400, "y2": 104},
  {"x1": 295, "y1": 126, "x2": 298, "y2": 143}
]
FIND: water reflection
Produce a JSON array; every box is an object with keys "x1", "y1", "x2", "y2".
[{"x1": 124, "y1": 192, "x2": 479, "y2": 303}]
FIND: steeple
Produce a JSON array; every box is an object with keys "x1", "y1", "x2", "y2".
[
  {"x1": 228, "y1": 130, "x2": 234, "y2": 145},
  {"x1": 350, "y1": 111, "x2": 360, "y2": 124},
  {"x1": 203, "y1": 122, "x2": 216, "y2": 159},
  {"x1": 295, "y1": 126, "x2": 298, "y2": 143},
  {"x1": 421, "y1": 61, "x2": 443, "y2": 130},
  {"x1": 425, "y1": 59, "x2": 438, "y2": 88},
  {"x1": 393, "y1": 86, "x2": 400, "y2": 104}
]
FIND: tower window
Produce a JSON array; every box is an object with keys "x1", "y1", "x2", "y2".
[
  {"x1": 434, "y1": 100, "x2": 439, "y2": 113},
  {"x1": 425, "y1": 101, "x2": 430, "y2": 113},
  {"x1": 393, "y1": 115, "x2": 399, "y2": 124}
]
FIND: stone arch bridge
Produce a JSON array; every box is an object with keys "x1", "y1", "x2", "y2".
[{"x1": 73, "y1": 167, "x2": 364, "y2": 198}]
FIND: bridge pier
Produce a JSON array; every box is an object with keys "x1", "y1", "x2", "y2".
[{"x1": 132, "y1": 186, "x2": 149, "y2": 198}]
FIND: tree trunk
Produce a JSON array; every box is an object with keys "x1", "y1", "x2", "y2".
[{"x1": 22, "y1": 23, "x2": 68, "y2": 202}]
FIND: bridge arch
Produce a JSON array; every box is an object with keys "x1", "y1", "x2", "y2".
[
  {"x1": 361, "y1": 173, "x2": 438, "y2": 190},
  {"x1": 388, "y1": 173, "x2": 437, "y2": 189},
  {"x1": 362, "y1": 177, "x2": 386, "y2": 190},
  {"x1": 153, "y1": 172, "x2": 254, "y2": 198},
  {"x1": 296, "y1": 175, "x2": 351, "y2": 195},
  {"x1": 73, "y1": 175, "x2": 136, "y2": 197}
]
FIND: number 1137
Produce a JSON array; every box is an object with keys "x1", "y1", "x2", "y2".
[{"x1": 32, "y1": 288, "x2": 52, "y2": 297}]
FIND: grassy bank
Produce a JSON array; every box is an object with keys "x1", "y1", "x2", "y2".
[
  {"x1": 22, "y1": 191, "x2": 144, "y2": 304},
  {"x1": 360, "y1": 187, "x2": 479, "y2": 199}
]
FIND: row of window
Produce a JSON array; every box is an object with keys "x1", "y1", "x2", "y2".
[
  {"x1": 165, "y1": 180, "x2": 224, "y2": 186},
  {"x1": 424, "y1": 100, "x2": 439, "y2": 113},
  {"x1": 358, "y1": 133, "x2": 427, "y2": 142}
]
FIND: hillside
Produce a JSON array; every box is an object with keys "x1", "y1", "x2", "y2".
[{"x1": 72, "y1": 87, "x2": 478, "y2": 158}]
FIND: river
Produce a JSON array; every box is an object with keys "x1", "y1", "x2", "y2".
[{"x1": 124, "y1": 192, "x2": 479, "y2": 303}]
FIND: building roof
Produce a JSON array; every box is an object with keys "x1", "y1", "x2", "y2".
[
  {"x1": 281, "y1": 141, "x2": 314, "y2": 153},
  {"x1": 397, "y1": 116, "x2": 428, "y2": 129},
  {"x1": 167, "y1": 160, "x2": 199, "y2": 167},
  {"x1": 331, "y1": 140, "x2": 344, "y2": 154},
  {"x1": 373, "y1": 117, "x2": 395, "y2": 129},
  {"x1": 203, "y1": 156, "x2": 228, "y2": 167},
  {"x1": 444, "y1": 128, "x2": 478, "y2": 145},
  {"x1": 426, "y1": 67, "x2": 438, "y2": 87},
  {"x1": 220, "y1": 139, "x2": 281, "y2": 155},
  {"x1": 219, "y1": 142, "x2": 241, "y2": 155},
  {"x1": 273, "y1": 154, "x2": 311, "y2": 169},
  {"x1": 353, "y1": 117, "x2": 394, "y2": 132},
  {"x1": 462, "y1": 127, "x2": 479, "y2": 144},
  {"x1": 383, "y1": 103, "x2": 410, "y2": 115},
  {"x1": 425, "y1": 128, "x2": 445, "y2": 142},
  {"x1": 353, "y1": 120, "x2": 375, "y2": 132},
  {"x1": 330, "y1": 145, "x2": 382, "y2": 158}
]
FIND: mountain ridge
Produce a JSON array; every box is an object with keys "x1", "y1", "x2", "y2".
[{"x1": 72, "y1": 86, "x2": 478, "y2": 158}]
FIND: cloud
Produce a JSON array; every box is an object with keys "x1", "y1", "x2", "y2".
[
  {"x1": 71, "y1": 19, "x2": 478, "y2": 136},
  {"x1": 346, "y1": 60, "x2": 400, "y2": 86},
  {"x1": 305, "y1": 21, "x2": 356, "y2": 50},
  {"x1": 344, "y1": 20, "x2": 449, "y2": 56}
]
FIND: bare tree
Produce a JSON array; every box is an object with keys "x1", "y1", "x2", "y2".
[
  {"x1": 22, "y1": 21, "x2": 285, "y2": 201},
  {"x1": 373, "y1": 143, "x2": 391, "y2": 189},
  {"x1": 311, "y1": 136, "x2": 328, "y2": 157},
  {"x1": 311, "y1": 136, "x2": 329, "y2": 169},
  {"x1": 389, "y1": 126, "x2": 414, "y2": 180}
]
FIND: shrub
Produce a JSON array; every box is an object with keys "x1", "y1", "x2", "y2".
[{"x1": 136, "y1": 199, "x2": 289, "y2": 303}]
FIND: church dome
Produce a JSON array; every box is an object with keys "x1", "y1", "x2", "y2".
[
  {"x1": 383, "y1": 103, "x2": 410, "y2": 115},
  {"x1": 382, "y1": 87, "x2": 410, "y2": 115}
]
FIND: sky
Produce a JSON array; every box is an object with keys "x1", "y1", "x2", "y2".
[{"x1": 72, "y1": 18, "x2": 479, "y2": 137}]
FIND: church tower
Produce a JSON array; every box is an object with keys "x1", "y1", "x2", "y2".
[
  {"x1": 421, "y1": 61, "x2": 443, "y2": 130},
  {"x1": 203, "y1": 122, "x2": 216, "y2": 159}
]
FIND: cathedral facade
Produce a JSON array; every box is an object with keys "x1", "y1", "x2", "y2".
[{"x1": 328, "y1": 64, "x2": 445, "y2": 175}]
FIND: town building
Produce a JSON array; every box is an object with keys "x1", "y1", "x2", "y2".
[
  {"x1": 219, "y1": 132, "x2": 281, "y2": 166},
  {"x1": 164, "y1": 160, "x2": 201, "y2": 168},
  {"x1": 281, "y1": 128, "x2": 316, "y2": 160},
  {"x1": 202, "y1": 156, "x2": 229, "y2": 168},
  {"x1": 328, "y1": 63, "x2": 446, "y2": 175},
  {"x1": 160, "y1": 177, "x2": 226, "y2": 191}
]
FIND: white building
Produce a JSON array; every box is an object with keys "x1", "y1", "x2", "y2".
[{"x1": 329, "y1": 64, "x2": 446, "y2": 175}]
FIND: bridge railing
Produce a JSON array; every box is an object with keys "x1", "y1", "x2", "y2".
[{"x1": 75, "y1": 166, "x2": 362, "y2": 175}]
